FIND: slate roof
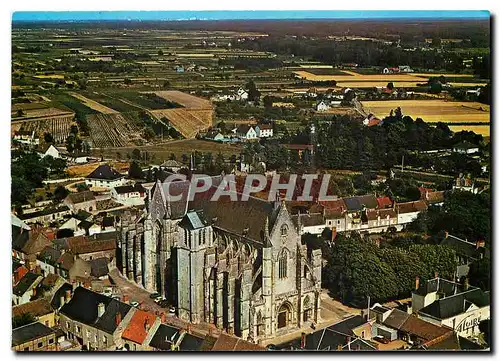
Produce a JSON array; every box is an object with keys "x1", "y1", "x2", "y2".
[
  {"x1": 366, "y1": 208, "x2": 397, "y2": 221},
  {"x1": 89, "y1": 258, "x2": 110, "y2": 278},
  {"x1": 18, "y1": 206, "x2": 70, "y2": 220},
  {"x1": 12, "y1": 297, "x2": 54, "y2": 318},
  {"x1": 329, "y1": 315, "x2": 368, "y2": 336},
  {"x1": 60, "y1": 286, "x2": 131, "y2": 335},
  {"x1": 13, "y1": 272, "x2": 41, "y2": 296},
  {"x1": 71, "y1": 239, "x2": 116, "y2": 255},
  {"x1": 66, "y1": 191, "x2": 95, "y2": 204},
  {"x1": 148, "y1": 324, "x2": 181, "y2": 350},
  {"x1": 424, "y1": 334, "x2": 484, "y2": 350},
  {"x1": 178, "y1": 333, "x2": 205, "y2": 351},
  {"x1": 382, "y1": 309, "x2": 411, "y2": 330},
  {"x1": 179, "y1": 211, "x2": 208, "y2": 230},
  {"x1": 440, "y1": 235, "x2": 485, "y2": 260},
  {"x1": 341, "y1": 338, "x2": 378, "y2": 350},
  {"x1": 277, "y1": 328, "x2": 348, "y2": 350},
  {"x1": 344, "y1": 194, "x2": 378, "y2": 211},
  {"x1": 50, "y1": 282, "x2": 72, "y2": 310},
  {"x1": 102, "y1": 216, "x2": 115, "y2": 228},
  {"x1": 38, "y1": 246, "x2": 62, "y2": 265},
  {"x1": 12, "y1": 322, "x2": 55, "y2": 347},
  {"x1": 413, "y1": 278, "x2": 463, "y2": 297},
  {"x1": 418, "y1": 288, "x2": 490, "y2": 320},
  {"x1": 291, "y1": 213, "x2": 325, "y2": 228},
  {"x1": 121, "y1": 309, "x2": 157, "y2": 344},
  {"x1": 113, "y1": 184, "x2": 145, "y2": 195},
  {"x1": 86, "y1": 164, "x2": 124, "y2": 180}
]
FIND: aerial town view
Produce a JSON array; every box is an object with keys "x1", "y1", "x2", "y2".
[{"x1": 10, "y1": 10, "x2": 491, "y2": 352}]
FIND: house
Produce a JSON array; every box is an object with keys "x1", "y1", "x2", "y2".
[
  {"x1": 440, "y1": 233, "x2": 487, "y2": 278},
  {"x1": 291, "y1": 213, "x2": 326, "y2": 235},
  {"x1": 13, "y1": 130, "x2": 40, "y2": 146},
  {"x1": 13, "y1": 258, "x2": 29, "y2": 285},
  {"x1": 175, "y1": 65, "x2": 184, "y2": 73},
  {"x1": 13, "y1": 297, "x2": 56, "y2": 328},
  {"x1": 12, "y1": 225, "x2": 54, "y2": 266},
  {"x1": 363, "y1": 114, "x2": 382, "y2": 127},
  {"x1": 236, "y1": 87, "x2": 249, "y2": 101},
  {"x1": 111, "y1": 184, "x2": 146, "y2": 206},
  {"x1": 203, "y1": 333, "x2": 267, "y2": 351},
  {"x1": 329, "y1": 315, "x2": 372, "y2": 340},
  {"x1": 148, "y1": 322, "x2": 183, "y2": 351},
  {"x1": 315, "y1": 100, "x2": 330, "y2": 112},
  {"x1": 89, "y1": 258, "x2": 111, "y2": 280},
  {"x1": 419, "y1": 187, "x2": 445, "y2": 207},
  {"x1": 412, "y1": 277, "x2": 490, "y2": 338},
  {"x1": 452, "y1": 141, "x2": 479, "y2": 155},
  {"x1": 64, "y1": 191, "x2": 97, "y2": 214},
  {"x1": 376, "y1": 196, "x2": 393, "y2": 209},
  {"x1": 40, "y1": 144, "x2": 60, "y2": 159},
  {"x1": 283, "y1": 144, "x2": 314, "y2": 158},
  {"x1": 396, "y1": 200, "x2": 428, "y2": 225},
  {"x1": 398, "y1": 65, "x2": 414, "y2": 73},
  {"x1": 58, "y1": 217, "x2": 87, "y2": 237},
  {"x1": 57, "y1": 233, "x2": 117, "y2": 266},
  {"x1": 12, "y1": 321, "x2": 57, "y2": 351},
  {"x1": 100, "y1": 216, "x2": 116, "y2": 233},
  {"x1": 61, "y1": 152, "x2": 90, "y2": 164},
  {"x1": 420, "y1": 332, "x2": 485, "y2": 350},
  {"x1": 306, "y1": 88, "x2": 318, "y2": 98},
  {"x1": 255, "y1": 123, "x2": 273, "y2": 138},
  {"x1": 204, "y1": 130, "x2": 225, "y2": 142},
  {"x1": 452, "y1": 174, "x2": 478, "y2": 194},
  {"x1": 85, "y1": 164, "x2": 126, "y2": 189},
  {"x1": 59, "y1": 286, "x2": 134, "y2": 350},
  {"x1": 160, "y1": 159, "x2": 186, "y2": 172},
  {"x1": 121, "y1": 309, "x2": 160, "y2": 351},
  {"x1": 17, "y1": 206, "x2": 71, "y2": 225},
  {"x1": 13, "y1": 272, "x2": 44, "y2": 306},
  {"x1": 235, "y1": 125, "x2": 258, "y2": 140},
  {"x1": 382, "y1": 67, "x2": 400, "y2": 74},
  {"x1": 78, "y1": 220, "x2": 102, "y2": 236}
]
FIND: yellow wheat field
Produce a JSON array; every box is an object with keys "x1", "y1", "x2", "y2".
[
  {"x1": 70, "y1": 92, "x2": 119, "y2": 114},
  {"x1": 361, "y1": 100, "x2": 490, "y2": 123}
]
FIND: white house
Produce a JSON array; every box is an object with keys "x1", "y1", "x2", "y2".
[
  {"x1": 58, "y1": 217, "x2": 87, "y2": 236},
  {"x1": 236, "y1": 125, "x2": 258, "y2": 140},
  {"x1": 13, "y1": 272, "x2": 44, "y2": 306},
  {"x1": 41, "y1": 145, "x2": 60, "y2": 159},
  {"x1": 255, "y1": 124, "x2": 273, "y2": 138},
  {"x1": 13, "y1": 130, "x2": 39, "y2": 146},
  {"x1": 315, "y1": 101, "x2": 330, "y2": 112},
  {"x1": 236, "y1": 87, "x2": 249, "y2": 101},
  {"x1": 85, "y1": 164, "x2": 126, "y2": 189},
  {"x1": 452, "y1": 141, "x2": 479, "y2": 155},
  {"x1": 111, "y1": 184, "x2": 146, "y2": 206},
  {"x1": 396, "y1": 201, "x2": 428, "y2": 225}
]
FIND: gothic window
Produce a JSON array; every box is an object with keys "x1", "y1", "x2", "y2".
[
  {"x1": 256, "y1": 311, "x2": 264, "y2": 336},
  {"x1": 303, "y1": 296, "x2": 312, "y2": 322},
  {"x1": 278, "y1": 250, "x2": 288, "y2": 279},
  {"x1": 184, "y1": 229, "x2": 188, "y2": 245},
  {"x1": 203, "y1": 229, "x2": 206, "y2": 244}
]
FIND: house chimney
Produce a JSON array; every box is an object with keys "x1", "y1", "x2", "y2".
[
  {"x1": 415, "y1": 276, "x2": 420, "y2": 290},
  {"x1": 115, "y1": 312, "x2": 122, "y2": 326},
  {"x1": 123, "y1": 295, "x2": 129, "y2": 303},
  {"x1": 300, "y1": 332, "x2": 306, "y2": 349},
  {"x1": 464, "y1": 278, "x2": 469, "y2": 290},
  {"x1": 97, "y1": 303, "x2": 105, "y2": 318},
  {"x1": 476, "y1": 240, "x2": 485, "y2": 249}
]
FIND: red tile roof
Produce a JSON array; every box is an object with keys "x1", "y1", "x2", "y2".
[
  {"x1": 376, "y1": 196, "x2": 393, "y2": 209},
  {"x1": 367, "y1": 117, "x2": 382, "y2": 126},
  {"x1": 122, "y1": 310, "x2": 157, "y2": 345}
]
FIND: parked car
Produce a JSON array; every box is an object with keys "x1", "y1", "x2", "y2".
[
  {"x1": 149, "y1": 292, "x2": 161, "y2": 299},
  {"x1": 373, "y1": 335, "x2": 390, "y2": 344},
  {"x1": 154, "y1": 296, "x2": 165, "y2": 303},
  {"x1": 158, "y1": 300, "x2": 169, "y2": 308},
  {"x1": 130, "y1": 301, "x2": 140, "y2": 308},
  {"x1": 169, "y1": 307, "x2": 176, "y2": 314}
]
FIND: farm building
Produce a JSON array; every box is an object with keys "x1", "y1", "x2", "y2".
[
  {"x1": 255, "y1": 124, "x2": 273, "y2": 138},
  {"x1": 315, "y1": 101, "x2": 330, "y2": 112},
  {"x1": 40, "y1": 145, "x2": 60, "y2": 159},
  {"x1": 363, "y1": 114, "x2": 383, "y2": 127},
  {"x1": 13, "y1": 130, "x2": 39, "y2": 146},
  {"x1": 85, "y1": 164, "x2": 126, "y2": 189},
  {"x1": 452, "y1": 141, "x2": 479, "y2": 155},
  {"x1": 111, "y1": 184, "x2": 146, "y2": 206},
  {"x1": 236, "y1": 125, "x2": 258, "y2": 140}
]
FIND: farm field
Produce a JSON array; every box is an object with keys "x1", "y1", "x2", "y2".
[
  {"x1": 152, "y1": 91, "x2": 213, "y2": 109},
  {"x1": 69, "y1": 92, "x2": 119, "y2": 114},
  {"x1": 86, "y1": 113, "x2": 144, "y2": 148},
  {"x1": 448, "y1": 125, "x2": 490, "y2": 137},
  {"x1": 293, "y1": 70, "x2": 488, "y2": 88},
  {"x1": 150, "y1": 109, "x2": 213, "y2": 138},
  {"x1": 91, "y1": 139, "x2": 243, "y2": 164},
  {"x1": 12, "y1": 116, "x2": 76, "y2": 144},
  {"x1": 361, "y1": 100, "x2": 490, "y2": 123}
]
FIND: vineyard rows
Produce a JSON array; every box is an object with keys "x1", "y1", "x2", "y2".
[
  {"x1": 87, "y1": 113, "x2": 143, "y2": 148},
  {"x1": 17, "y1": 115, "x2": 76, "y2": 144}
]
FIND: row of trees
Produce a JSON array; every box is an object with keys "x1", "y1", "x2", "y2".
[{"x1": 319, "y1": 232, "x2": 457, "y2": 307}]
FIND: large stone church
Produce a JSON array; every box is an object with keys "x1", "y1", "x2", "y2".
[{"x1": 117, "y1": 175, "x2": 322, "y2": 342}]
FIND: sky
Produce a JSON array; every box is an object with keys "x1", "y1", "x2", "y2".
[{"x1": 12, "y1": 10, "x2": 490, "y2": 22}]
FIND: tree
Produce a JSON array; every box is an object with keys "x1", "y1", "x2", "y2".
[
  {"x1": 124, "y1": 78, "x2": 132, "y2": 85},
  {"x1": 387, "y1": 82, "x2": 394, "y2": 90},
  {"x1": 65, "y1": 134, "x2": 75, "y2": 153},
  {"x1": 468, "y1": 256, "x2": 490, "y2": 291},
  {"x1": 128, "y1": 160, "x2": 144, "y2": 179},
  {"x1": 54, "y1": 185, "x2": 69, "y2": 201},
  {"x1": 16, "y1": 109, "x2": 24, "y2": 117},
  {"x1": 131, "y1": 148, "x2": 142, "y2": 161},
  {"x1": 43, "y1": 132, "x2": 54, "y2": 144},
  {"x1": 169, "y1": 153, "x2": 176, "y2": 161},
  {"x1": 158, "y1": 50, "x2": 164, "y2": 56},
  {"x1": 245, "y1": 79, "x2": 261, "y2": 101}
]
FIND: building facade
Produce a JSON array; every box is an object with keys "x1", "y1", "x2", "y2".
[{"x1": 117, "y1": 178, "x2": 322, "y2": 342}]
